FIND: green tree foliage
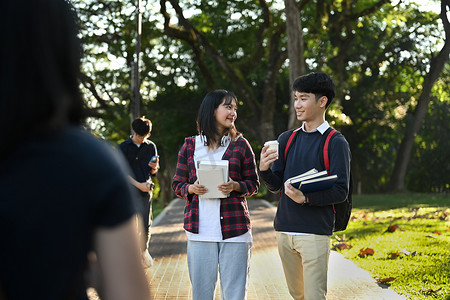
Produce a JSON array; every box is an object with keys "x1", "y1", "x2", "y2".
[
  {"x1": 71, "y1": 0, "x2": 448, "y2": 201},
  {"x1": 159, "y1": 0, "x2": 290, "y2": 143},
  {"x1": 299, "y1": 0, "x2": 449, "y2": 193},
  {"x1": 387, "y1": 1, "x2": 450, "y2": 192},
  {"x1": 407, "y1": 66, "x2": 450, "y2": 192},
  {"x1": 75, "y1": 1, "x2": 163, "y2": 141}
]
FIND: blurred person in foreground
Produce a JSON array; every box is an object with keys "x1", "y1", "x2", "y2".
[{"x1": 0, "y1": 0, "x2": 150, "y2": 299}]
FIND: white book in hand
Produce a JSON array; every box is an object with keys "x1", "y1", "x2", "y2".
[
  {"x1": 288, "y1": 169, "x2": 328, "y2": 189},
  {"x1": 197, "y1": 160, "x2": 229, "y2": 199},
  {"x1": 198, "y1": 160, "x2": 229, "y2": 177}
]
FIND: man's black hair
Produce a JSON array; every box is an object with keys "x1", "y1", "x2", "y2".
[
  {"x1": 293, "y1": 72, "x2": 336, "y2": 108},
  {"x1": 132, "y1": 117, "x2": 152, "y2": 136}
]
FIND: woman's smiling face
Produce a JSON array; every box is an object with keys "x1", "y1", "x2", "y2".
[{"x1": 215, "y1": 98, "x2": 238, "y2": 133}]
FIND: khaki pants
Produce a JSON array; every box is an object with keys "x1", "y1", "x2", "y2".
[{"x1": 277, "y1": 232, "x2": 331, "y2": 300}]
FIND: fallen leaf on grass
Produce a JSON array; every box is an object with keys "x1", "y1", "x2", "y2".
[
  {"x1": 385, "y1": 224, "x2": 399, "y2": 232},
  {"x1": 400, "y1": 249, "x2": 416, "y2": 256},
  {"x1": 408, "y1": 208, "x2": 449, "y2": 221},
  {"x1": 438, "y1": 209, "x2": 448, "y2": 221},
  {"x1": 422, "y1": 287, "x2": 442, "y2": 294},
  {"x1": 388, "y1": 248, "x2": 416, "y2": 259},
  {"x1": 334, "y1": 234, "x2": 348, "y2": 242},
  {"x1": 332, "y1": 242, "x2": 352, "y2": 250},
  {"x1": 432, "y1": 231, "x2": 442, "y2": 235},
  {"x1": 388, "y1": 252, "x2": 401, "y2": 259},
  {"x1": 426, "y1": 234, "x2": 439, "y2": 238},
  {"x1": 358, "y1": 247, "x2": 374, "y2": 257},
  {"x1": 376, "y1": 277, "x2": 396, "y2": 283},
  {"x1": 351, "y1": 211, "x2": 379, "y2": 222}
]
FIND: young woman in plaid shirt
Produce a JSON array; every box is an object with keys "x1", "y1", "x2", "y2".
[{"x1": 172, "y1": 90, "x2": 259, "y2": 300}]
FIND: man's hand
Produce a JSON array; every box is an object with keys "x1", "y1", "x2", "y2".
[
  {"x1": 259, "y1": 145, "x2": 278, "y2": 171},
  {"x1": 148, "y1": 156, "x2": 159, "y2": 175},
  {"x1": 284, "y1": 181, "x2": 306, "y2": 204},
  {"x1": 138, "y1": 182, "x2": 152, "y2": 193},
  {"x1": 188, "y1": 180, "x2": 208, "y2": 195},
  {"x1": 128, "y1": 176, "x2": 152, "y2": 192}
]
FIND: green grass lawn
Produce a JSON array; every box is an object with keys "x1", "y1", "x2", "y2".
[{"x1": 334, "y1": 194, "x2": 449, "y2": 300}]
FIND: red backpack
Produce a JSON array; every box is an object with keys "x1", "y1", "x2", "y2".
[{"x1": 283, "y1": 127, "x2": 353, "y2": 232}]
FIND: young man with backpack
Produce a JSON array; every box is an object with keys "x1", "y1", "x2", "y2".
[{"x1": 259, "y1": 72, "x2": 351, "y2": 300}]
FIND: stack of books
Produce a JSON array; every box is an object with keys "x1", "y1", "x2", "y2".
[
  {"x1": 288, "y1": 168, "x2": 337, "y2": 193},
  {"x1": 196, "y1": 160, "x2": 229, "y2": 198}
]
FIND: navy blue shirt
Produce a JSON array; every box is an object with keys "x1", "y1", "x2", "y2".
[
  {"x1": 260, "y1": 124, "x2": 351, "y2": 235},
  {"x1": 118, "y1": 137, "x2": 158, "y2": 196}
]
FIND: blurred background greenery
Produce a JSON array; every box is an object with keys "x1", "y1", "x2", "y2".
[{"x1": 72, "y1": 0, "x2": 449, "y2": 205}]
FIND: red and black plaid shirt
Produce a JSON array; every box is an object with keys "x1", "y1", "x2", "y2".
[{"x1": 172, "y1": 136, "x2": 259, "y2": 240}]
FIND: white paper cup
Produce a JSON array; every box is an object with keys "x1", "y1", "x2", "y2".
[{"x1": 264, "y1": 140, "x2": 279, "y2": 155}]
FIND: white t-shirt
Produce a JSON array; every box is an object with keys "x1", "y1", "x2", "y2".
[{"x1": 185, "y1": 135, "x2": 252, "y2": 243}]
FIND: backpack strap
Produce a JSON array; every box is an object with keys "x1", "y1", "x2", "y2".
[
  {"x1": 279, "y1": 127, "x2": 300, "y2": 200},
  {"x1": 319, "y1": 127, "x2": 340, "y2": 173},
  {"x1": 283, "y1": 127, "x2": 301, "y2": 162},
  {"x1": 319, "y1": 127, "x2": 340, "y2": 213},
  {"x1": 323, "y1": 129, "x2": 337, "y2": 173}
]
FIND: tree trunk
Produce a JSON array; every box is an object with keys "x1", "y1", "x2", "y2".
[
  {"x1": 156, "y1": 153, "x2": 177, "y2": 205},
  {"x1": 387, "y1": 0, "x2": 450, "y2": 192},
  {"x1": 284, "y1": 0, "x2": 306, "y2": 129},
  {"x1": 260, "y1": 25, "x2": 289, "y2": 142}
]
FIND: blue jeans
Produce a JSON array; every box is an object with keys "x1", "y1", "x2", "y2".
[{"x1": 187, "y1": 240, "x2": 252, "y2": 300}]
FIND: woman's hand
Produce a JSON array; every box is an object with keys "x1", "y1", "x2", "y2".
[
  {"x1": 188, "y1": 180, "x2": 208, "y2": 195},
  {"x1": 259, "y1": 145, "x2": 278, "y2": 171},
  {"x1": 284, "y1": 181, "x2": 306, "y2": 204},
  {"x1": 218, "y1": 178, "x2": 241, "y2": 195}
]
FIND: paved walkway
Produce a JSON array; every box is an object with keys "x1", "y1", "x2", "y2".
[{"x1": 146, "y1": 198, "x2": 406, "y2": 299}]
